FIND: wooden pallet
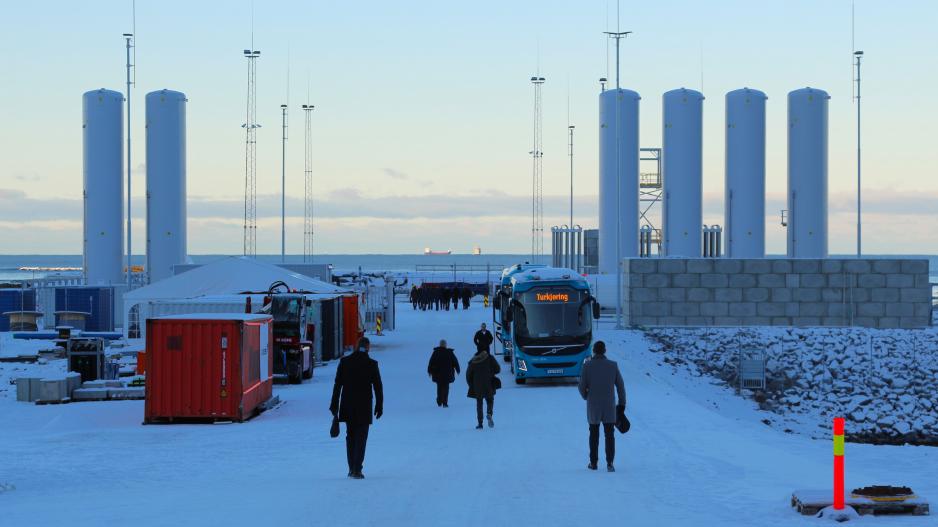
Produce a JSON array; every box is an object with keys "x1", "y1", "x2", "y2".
[
  {"x1": 35, "y1": 398, "x2": 72, "y2": 405},
  {"x1": 792, "y1": 490, "x2": 930, "y2": 516}
]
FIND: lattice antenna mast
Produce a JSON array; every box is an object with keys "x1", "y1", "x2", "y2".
[
  {"x1": 530, "y1": 75, "x2": 545, "y2": 260},
  {"x1": 302, "y1": 80, "x2": 315, "y2": 262},
  {"x1": 242, "y1": 47, "x2": 261, "y2": 256}
]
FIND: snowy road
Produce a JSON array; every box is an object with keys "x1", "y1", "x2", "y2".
[{"x1": 1, "y1": 302, "x2": 934, "y2": 526}]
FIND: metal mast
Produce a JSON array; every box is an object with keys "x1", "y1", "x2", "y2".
[
  {"x1": 854, "y1": 50, "x2": 863, "y2": 257},
  {"x1": 530, "y1": 75, "x2": 545, "y2": 261},
  {"x1": 302, "y1": 102, "x2": 315, "y2": 262},
  {"x1": 280, "y1": 103, "x2": 287, "y2": 262},
  {"x1": 242, "y1": 48, "x2": 261, "y2": 256},
  {"x1": 568, "y1": 124, "x2": 575, "y2": 264},
  {"x1": 123, "y1": 31, "x2": 134, "y2": 287}
]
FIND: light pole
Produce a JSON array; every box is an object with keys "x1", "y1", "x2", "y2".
[
  {"x1": 568, "y1": 124, "x2": 575, "y2": 268},
  {"x1": 123, "y1": 32, "x2": 134, "y2": 287},
  {"x1": 604, "y1": 30, "x2": 631, "y2": 330},
  {"x1": 281, "y1": 103, "x2": 287, "y2": 262},
  {"x1": 854, "y1": 50, "x2": 863, "y2": 257}
]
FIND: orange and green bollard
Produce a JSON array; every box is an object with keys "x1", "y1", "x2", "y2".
[{"x1": 833, "y1": 417, "x2": 845, "y2": 510}]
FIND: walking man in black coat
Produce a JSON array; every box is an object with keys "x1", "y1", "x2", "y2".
[
  {"x1": 427, "y1": 339, "x2": 460, "y2": 407},
  {"x1": 473, "y1": 323, "x2": 494, "y2": 353},
  {"x1": 466, "y1": 348, "x2": 501, "y2": 429},
  {"x1": 330, "y1": 337, "x2": 384, "y2": 479},
  {"x1": 577, "y1": 341, "x2": 626, "y2": 472}
]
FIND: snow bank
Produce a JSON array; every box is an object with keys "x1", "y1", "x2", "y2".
[{"x1": 644, "y1": 326, "x2": 938, "y2": 445}]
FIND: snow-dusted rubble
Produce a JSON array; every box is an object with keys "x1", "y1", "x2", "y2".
[{"x1": 644, "y1": 326, "x2": 938, "y2": 445}]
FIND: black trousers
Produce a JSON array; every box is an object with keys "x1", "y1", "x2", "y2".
[
  {"x1": 589, "y1": 423, "x2": 616, "y2": 465},
  {"x1": 345, "y1": 423, "x2": 370, "y2": 474},
  {"x1": 435, "y1": 381, "x2": 450, "y2": 406},
  {"x1": 475, "y1": 396, "x2": 494, "y2": 423}
]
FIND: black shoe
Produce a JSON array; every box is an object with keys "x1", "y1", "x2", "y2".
[
  {"x1": 351, "y1": 472, "x2": 365, "y2": 479},
  {"x1": 607, "y1": 464, "x2": 615, "y2": 473},
  {"x1": 347, "y1": 471, "x2": 353, "y2": 478},
  {"x1": 587, "y1": 462, "x2": 598, "y2": 471},
  {"x1": 443, "y1": 404, "x2": 448, "y2": 408},
  {"x1": 475, "y1": 424, "x2": 483, "y2": 430},
  {"x1": 487, "y1": 416, "x2": 494, "y2": 428}
]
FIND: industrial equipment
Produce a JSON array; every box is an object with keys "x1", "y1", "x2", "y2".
[{"x1": 263, "y1": 281, "x2": 314, "y2": 384}]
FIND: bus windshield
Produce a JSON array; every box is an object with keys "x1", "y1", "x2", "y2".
[{"x1": 513, "y1": 286, "x2": 591, "y2": 346}]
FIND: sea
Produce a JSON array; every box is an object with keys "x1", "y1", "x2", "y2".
[{"x1": 1, "y1": 254, "x2": 936, "y2": 282}]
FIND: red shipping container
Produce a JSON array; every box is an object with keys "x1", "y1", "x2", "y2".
[
  {"x1": 144, "y1": 314, "x2": 273, "y2": 424},
  {"x1": 342, "y1": 294, "x2": 362, "y2": 348}
]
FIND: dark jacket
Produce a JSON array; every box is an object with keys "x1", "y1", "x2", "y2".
[
  {"x1": 466, "y1": 351, "x2": 501, "y2": 399},
  {"x1": 330, "y1": 351, "x2": 384, "y2": 425},
  {"x1": 473, "y1": 329, "x2": 494, "y2": 352},
  {"x1": 428, "y1": 346, "x2": 460, "y2": 384},
  {"x1": 578, "y1": 355, "x2": 626, "y2": 425}
]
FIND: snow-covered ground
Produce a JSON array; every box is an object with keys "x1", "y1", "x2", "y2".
[{"x1": 1, "y1": 303, "x2": 935, "y2": 526}]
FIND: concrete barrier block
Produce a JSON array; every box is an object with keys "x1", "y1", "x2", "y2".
[
  {"x1": 713, "y1": 317, "x2": 742, "y2": 326},
  {"x1": 858, "y1": 274, "x2": 886, "y2": 288},
  {"x1": 801, "y1": 274, "x2": 827, "y2": 288},
  {"x1": 659, "y1": 288, "x2": 686, "y2": 302},
  {"x1": 108, "y1": 387, "x2": 145, "y2": 400},
  {"x1": 821, "y1": 260, "x2": 844, "y2": 273},
  {"x1": 771, "y1": 260, "x2": 793, "y2": 274},
  {"x1": 915, "y1": 274, "x2": 932, "y2": 288},
  {"x1": 877, "y1": 317, "x2": 900, "y2": 329},
  {"x1": 853, "y1": 317, "x2": 877, "y2": 328},
  {"x1": 685, "y1": 317, "x2": 713, "y2": 326},
  {"x1": 821, "y1": 288, "x2": 843, "y2": 302},
  {"x1": 701, "y1": 274, "x2": 729, "y2": 288},
  {"x1": 757, "y1": 274, "x2": 785, "y2": 288},
  {"x1": 852, "y1": 288, "x2": 871, "y2": 302},
  {"x1": 629, "y1": 259, "x2": 657, "y2": 273},
  {"x1": 687, "y1": 288, "x2": 712, "y2": 302},
  {"x1": 793, "y1": 288, "x2": 821, "y2": 302},
  {"x1": 743, "y1": 259, "x2": 771, "y2": 274},
  {"x1": 828, "y1": 304, "x2": 854, "y2": 318},
  {"x1": 900, "y1": 287, "x2": 930, "y2": 303},
  {"x1": 900, "y1": 259, "x2": 928, "y2": 274},
  {"x1": 899, "y1": 316, "x2": 929, "y2": 329},
  {"x1": 785, "y1": 274, "x2": 800, "y2": 288},
  {"x1": 673, "y1": 274, "x2": 700, "y2": 288},
  {"x1": 658, "y1": 259, "x2": 686, "y2": 274},
  {"x1": 793, "y1": 317, "x2": 821, "y2": 326},
  {"x1": 717, "y1": 288, "x2": 745, "y2": 302},
  {"x1": 631, "y1": 288, "x2": 658, "y2": 302},
  {"x1": 771, "y1": 288, "x2": 792, "y2": 302},
  {"x1": 686, "y1": 260, "x2": 713, "y2": 273},
  {"x1": 700, "y1": 302, "x2": 729, "y2": 316},
  {"x1": 624, "y1": 272, "x2": 643, "y2": 288},
  {"x1": 783, "y1": 302, "x2": 799, "y2": 317},
  {"x1": 757, "y1": 302, "x2": 785, "y2": 317},
  {"x1": 729, "y1": 274, "x2": 757, "y2": 288},
  {"x1": 771, "y1": 317, "x2": 792, "y2": 326},
  {"x1": 844, "y1": 260, "x2": 871, "y2": 274},
  {"x1": 729, "y1": 302, "x2": 756, "y2": 317},
  {"x1": 741, "y1": 288, "x2": 768, "y2": 302},
  {"x1": 800, "y1": 303, "x2": 825, "y2": 316},
  {"x1": 628, "y1": 302, "x2": 643, "y2": 316},
  {"x1": 71, "y1": 388, "x2": 109, "y2": 401},
  {"x1": 871, "y1": 288, "x2": 900, "y2": 303},
  {"x1": 65, "y1": 372, "x2": 82, "y2": 395},
  {"x1": 828, "y1": 274, "x2": 857, "y2": 288},
  {"x1": 793, "y1": 260, "x2": 820, "y2": 273},
  {"x1": 822, "y1": 317, "x2": 848, "y2": 326},
  {"x1": 645, "y1": 274, "x2": 669, "y2": 288},
  {"x1": 885, "y1": 274, "x2": 914, "y2": 288},
  {"x1": 913, "y1": 302, "x2": 932, "y2": 317},
  {"x1": 16, "y1": 377, "x2": 43, "y2": 402},
  {"x1": 672, "y1": 302, "x2": 700, "y2": 316},
  {"x1": 886, "y1": 302, "x2": 915, "y2": 317},
  {"x1": 872, "y1": 260, "x2": 901, "y2": 274},
  {"x1": 713, "y1": 260, "x2": 742, "y2": 274},
  {"x1": 38, "y1": 379, "x2": 68, "y2": 402},
  {"x1": 644, "y1": 302, "x2": 669, "y2": 316},
  {"x1": 747, "y1": 316, "x2": 772, "y2": 325},
  {"x1": 658, "y1": 316, "x2": 685, "y2": 326},
  {"x1": 857, "y1": 302, "x2": 885, "y2": 317}
]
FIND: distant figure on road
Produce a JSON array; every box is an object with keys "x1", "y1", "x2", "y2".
[
  {"x1": 452, "y1": 287, "x2": 460, "y2": 310},
  {"x1": 427, "y1": 339, "x2": 460, "y2": 407},
  {"x1": 466, "y1": 347, "x2": 501, "y2": 429},
  {"x1": 442, "y1": 287, "x2": 451, "y2": 311},
  {"x1": 410, "y1": 285, "x2": 418, "y2": 310},
  {"x1": 577, "y1": 341, "x2": 626, "y2": 472},
  {"x1": 461, "y1": 286, "x2": 472, "y2": 309},
  {"x1": 330, "y1": 337, "x2": 384, "y2": 479},
  {"x1": 473, "y1": 323, "x2": 494, "y2": 353}
]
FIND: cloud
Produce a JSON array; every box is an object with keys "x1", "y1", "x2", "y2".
[{"x1": 382, "y1": 168, "x2": 409, "y2": 180}]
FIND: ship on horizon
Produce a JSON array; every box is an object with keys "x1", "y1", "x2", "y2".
[{"x1": 423, "y1": 247, "x2": 452, "y2": 255}]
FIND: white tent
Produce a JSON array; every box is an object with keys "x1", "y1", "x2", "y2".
[{"x1": 123, "y1": 256, "x2": 348, "y2": 339}]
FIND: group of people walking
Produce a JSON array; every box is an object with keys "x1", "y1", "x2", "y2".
[
  {"x1": 410, "y1": 283, "x2": 474, "y2": 311},
  {"x1": 329, "y1": 324, "x2": 626, "y2": 479}
]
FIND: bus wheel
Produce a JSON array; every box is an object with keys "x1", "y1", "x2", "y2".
[
  {"x1": 503, "y1": 353, "x2": 511, "y2": 363},
  {"x1": 515, "y1": 378, "x2": 526, "y2": 385}
]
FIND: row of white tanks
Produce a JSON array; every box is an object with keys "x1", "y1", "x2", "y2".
[
  {"x1": 597, "y1": 85, "x2": 829, "y2": 274},
  {"x1": 82, "y1": 88, "x2": 187, "y2": 285}
]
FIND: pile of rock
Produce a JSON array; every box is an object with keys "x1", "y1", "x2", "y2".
[{"x1": 644, "y1": 327, "x2": 938, "y2": 445}]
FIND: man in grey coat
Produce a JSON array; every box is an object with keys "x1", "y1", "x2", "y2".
[{"x1": 577, "y1": 340, "x2": 626, "y2": 472}]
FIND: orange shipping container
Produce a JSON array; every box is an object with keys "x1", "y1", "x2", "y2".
[{"x1": 144, "y1": 314, "x2": 273, "y2": 424}]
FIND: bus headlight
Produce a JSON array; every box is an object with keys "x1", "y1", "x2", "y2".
[{"x1": 517, "y1": 359, "x2": 527, "y2": 372}]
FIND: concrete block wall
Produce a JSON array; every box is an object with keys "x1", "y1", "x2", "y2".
[{"x1": 623, "y1": 258, "x2": 931, "y2": 328}]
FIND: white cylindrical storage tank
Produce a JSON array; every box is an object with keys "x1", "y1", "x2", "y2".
[
  {"x1": 662, "y1": 88, "x2": 704, "y2": 257},
  {"x1": 598, "y1": 88, "x2": 640, "y2": 274},
  {"x1": 787, "y1": 87, "x2": 829, "y2": 258},
  {"x1": 146, "y1": 89, "x2": 188, "y2": 283},
  {"x1": 82, "y1": 89, "x2": 124, "y2": 286},
  {"x1": 725, "y1": 88, "x2": 767, "y2": 258}
]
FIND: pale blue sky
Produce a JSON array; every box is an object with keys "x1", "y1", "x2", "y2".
[{"x1": 1, "y1": 0, "x2": 936, "y2": 254}]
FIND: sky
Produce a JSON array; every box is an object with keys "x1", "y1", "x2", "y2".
[{"x1": 1, "y1": 0, "x2": 936, "y2": 255}]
